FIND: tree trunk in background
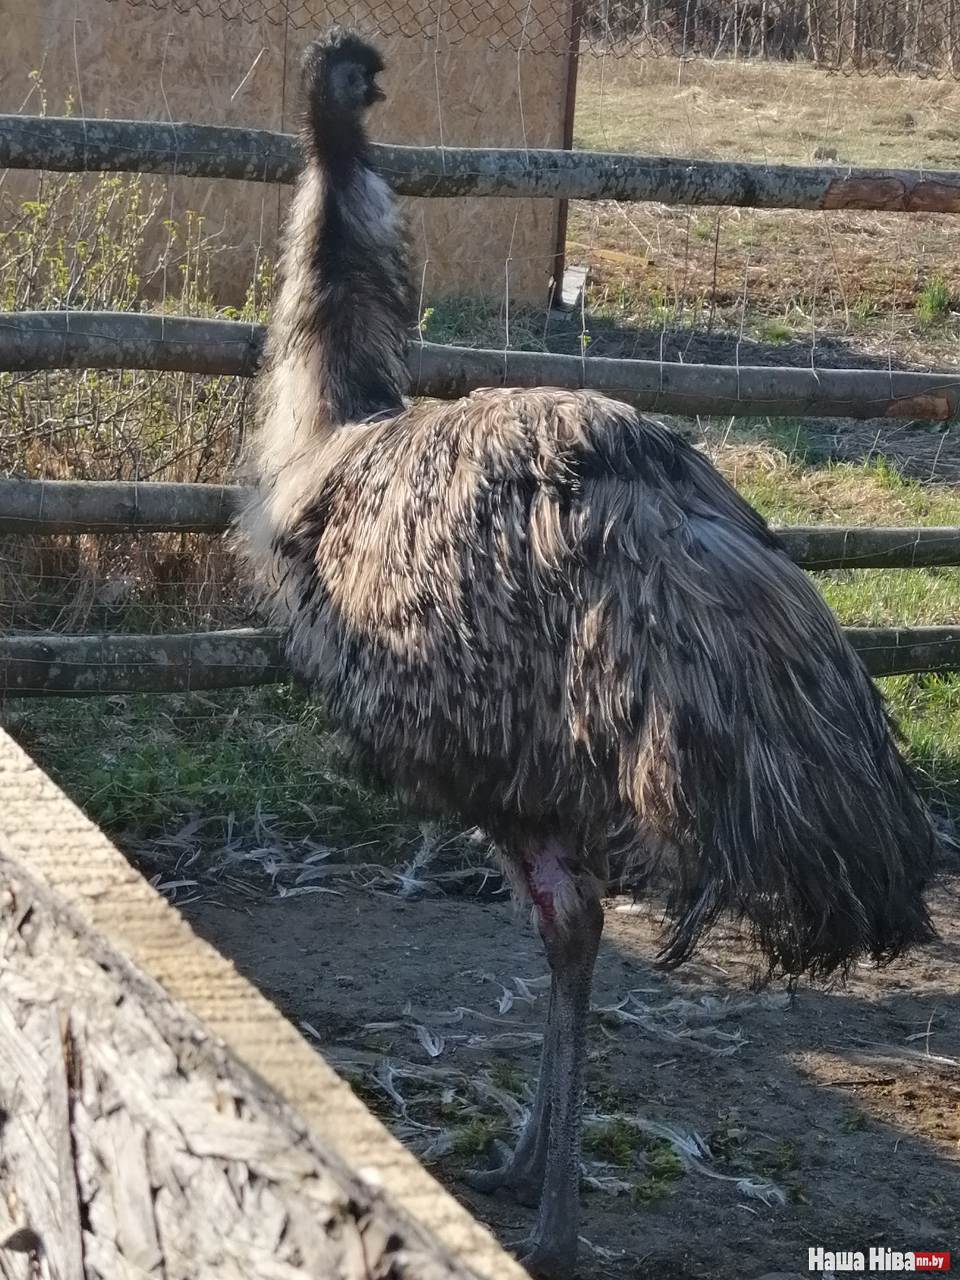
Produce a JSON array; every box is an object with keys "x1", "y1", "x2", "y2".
[
  {"x1": 885, "y1": 0, "x2": 906, "y2": 61},
  {"x1": 679, "y1": 0, "x2": 695, "y2": 57},
  {"x1": 808, "y1": 0, "x2": 824, "y2": 60},
  {"x1": 914, "y1": 0, "x2": 926, "y2": 68},
  {"x1": 851, "y1": 0, "x2": 861, "y2": 65}
]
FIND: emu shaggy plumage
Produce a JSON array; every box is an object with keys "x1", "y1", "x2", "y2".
[{"x1": 238, "y1": 29, "x2": 937, "y2": 1278}]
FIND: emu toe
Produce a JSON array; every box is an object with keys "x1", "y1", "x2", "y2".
[
  {"x1": 514, "y1": 1232, "x2": 579, "y2": 1280},
  {"x1": 465, "y1": 1156, "x2": 543, "y2": 1208}
]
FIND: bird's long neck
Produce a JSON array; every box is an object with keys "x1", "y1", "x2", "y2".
[{"x1": 261, "y1": 109, "x2": 412, "y2": 448}]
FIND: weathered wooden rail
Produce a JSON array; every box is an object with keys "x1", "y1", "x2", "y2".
[
  {"x1": 0, "y1": 624, "x2": 959, "y2": 695},
  {"x1": 0, "y1": 477, "x2": 243, "y2": 534},
  {"x1": 4, "y1": 476, "x2": 960, "y2": 570},
  {"x1": 5, "y1": 114, "x2": 960, "y2": 212},
  {"x1": 0, "y1": 629, "x2": 286, "y2": 696},
  {"x1": 0, "y1": 725, "x2": 524, "y2": 1280},
  {"x1": 3, "y1": 310, "x2": 960, "y2": 421}
]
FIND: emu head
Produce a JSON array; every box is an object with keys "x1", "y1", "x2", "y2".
[{"x1": 302, "y1": 28, "x2": 386, "y2": 120}]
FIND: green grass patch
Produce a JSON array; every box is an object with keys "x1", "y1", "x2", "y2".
[
  {"x1": 488, "y1": 1061, "x2": 528, "y2": 1097},
  {"x1": 2, "y1": 685, "x2": 411, "y2": 851},
  {"x1": 715, "y1": 438, "x2": 960, "y2": 627},
  {"x1": 644, "y1": 1142, "x2": 685, "y2": 1181},
  {"x1": 583, "y1": 1117, "x2": 642, "y2": 1165},
  {"x1": 582, "y1": 1118, "x2": 686, "y2": 1204},
  {"x1": 710, "y1": 439, "x2": 960, "y2": 812},
  {"x1": 417, "y1": 296, "x2": 554, "y2": 352},
  {"x1": 916, "y1": 275, "x2": 952, "y2": 327},
  {"x1": 451, "y1": 1117, "x2": 501, "y2": 1160},
  {"x1": 876, "y1": 672, "x2": 960, "y2": 811},
  {"x1": 838, "y1": 1111, "x2": 871, "y2": 1134},
  {"x1": 750, "y1": 1137, "x2": 803, "y2": 1175},
  {"x1": 755, "y1": 318, "x2": 795, "y2": 345},
  {"x1": 633, "y1": 1136, "x2": 685, "y2": 1204}
]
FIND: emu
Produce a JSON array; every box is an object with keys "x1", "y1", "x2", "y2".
[{"x1": 238, "y1": 29, "x2": 936, "y2": 1278}]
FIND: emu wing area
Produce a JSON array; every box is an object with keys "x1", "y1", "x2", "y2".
[{"x1": 273, "y1": 386, "x2": 933, "y2": 974}]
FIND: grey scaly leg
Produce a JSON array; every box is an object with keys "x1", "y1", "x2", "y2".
[
  {"x1": 465, "y1": 967, "x2": 558, "y2": 1205},
  {"x1": 516, "y1": 889, "x2": 603, "y2": 1279}
]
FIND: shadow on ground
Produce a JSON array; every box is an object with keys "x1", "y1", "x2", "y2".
[{"x1": 179, "y1": 869, "x2": 960, "y2": 1280}]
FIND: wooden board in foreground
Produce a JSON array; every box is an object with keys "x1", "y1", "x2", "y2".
[{"x1": 0, "y1": 727, "x2": 527, "y2": 1280}]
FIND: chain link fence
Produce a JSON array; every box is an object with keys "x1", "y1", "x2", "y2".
[{"x1": 103, "y1": 0, "x2": 960, "y2": 74}]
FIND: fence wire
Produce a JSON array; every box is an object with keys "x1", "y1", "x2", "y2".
[{"x1": 102, "y1": 0, "x2": 960, "y2": 75}]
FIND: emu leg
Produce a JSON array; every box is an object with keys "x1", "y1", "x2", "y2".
[
  {"x1": 464, "y1": 971, "x2": 558, "y2": 1205},
  {"x1": 518, "y1": 877, "x2": 603, "y2": 1279}
]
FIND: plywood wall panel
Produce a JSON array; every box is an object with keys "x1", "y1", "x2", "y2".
[{"x1": 0, "y1": 0, "x2": 570, "y2": 305}]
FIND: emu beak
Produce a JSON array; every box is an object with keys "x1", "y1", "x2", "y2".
[{"x1": 370, "y1": 82, "x2": 386, "y2": 103}]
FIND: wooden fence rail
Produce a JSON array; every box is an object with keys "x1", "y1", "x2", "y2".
[
  {"x1": 3, "y1": 311, "x2": 959, "y2": 421},
  {"x1": 1, "y1": 625, "x2": 959, "y2": 695},
  {"x1": 4, "y1": 477, "x2": 960, "y2": 571},
  {"x1": 0, "y1": 477, "x2": 243, "y2": 534},
  {"x1": 4, "y1": 115, "x2": 960, "y2": 213},
  {"x1": 0, "y1": 629, "x2": 287, "y2": 696}
]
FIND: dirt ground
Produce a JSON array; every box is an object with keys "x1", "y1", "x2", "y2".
[{"x1": 178, "y1": 871, "x2": 960, "y2": 1279}]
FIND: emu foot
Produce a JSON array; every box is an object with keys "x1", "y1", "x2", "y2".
[
  {"x1": 464, "y1": 1140, "x2": 544, "y2": 1207},
  {"x1": 513, "y1": 1233, "x2": 578, "y2": 1280}
]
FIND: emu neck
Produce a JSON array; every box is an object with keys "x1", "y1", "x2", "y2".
[{"x1": 263, "y1": 136, "x2": 411, "y2": 445}]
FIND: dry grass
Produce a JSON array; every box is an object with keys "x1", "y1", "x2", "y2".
[
  {"x1": 571, "y1": 56, "x2": 960, "y2": 363},
  {"x1": 0, "y1": 171, "x2": 267, "y2": 635},
  {"x1": 575, "y1": 56, "x2": 960, "y2": 166}
]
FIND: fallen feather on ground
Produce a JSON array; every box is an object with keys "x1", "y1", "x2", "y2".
[
  {"x1": 588, "y1": 1112, "x2": 787, "y2": 1207},
  {"x1": 414, "y1": 1025, "x2": 447, "y2": 1059},
  {"x1": 592, "y1": 989, "x2": 791, "y2": 1056}
]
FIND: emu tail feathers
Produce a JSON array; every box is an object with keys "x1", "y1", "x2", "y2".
[{"x1": 630, "y1": 509, "x2": 937, "y2": 978}]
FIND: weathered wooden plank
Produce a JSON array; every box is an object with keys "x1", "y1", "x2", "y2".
[
  {"x1": 0, "y1": 728, "x2": 527, "y2": 1280},
  {"x1": 47, "y1": 1010, "x2": 85, "y2": 1280},
  {"x1": 0, "y1": 310, "x2": 261, "y2": 378},
  {"x1": 0, "y1": 622, "x2": 959, "y2": 696},
  {"x1": 0, "y1": 477, "x2": 243, "y2": 534},
  {"x1": 5, "y1": 115, "x2": 960, "y2": 212},
  {"x1": 415, "y1": 342, "x2": 960, "y2": 422},
  {"x1": 0, "y1": 1002, "x2": 70, "y2": 1280},
  {"x1": 3, "y1": 311, "x2": 959, "y2": 422},
  {"x1": 4, "y1": 478, "x2": 960, "y2": 572},
  {"x1": 0, "y1": 629, "x2": 287, "y2": 696},
  {"x1": 846, "y1": 626, "x2": 960, "y2": 677},
  {"x1": 100, "y1": 1107, "x2": 162, "y2": 1274},
  {"x1": 777, "y1": 525, "x2": 960, "y2": 570}
]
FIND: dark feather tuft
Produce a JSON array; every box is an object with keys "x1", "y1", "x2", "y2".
[{"x1": 299, "y1": 28, "x2": 387, "y2": 173}]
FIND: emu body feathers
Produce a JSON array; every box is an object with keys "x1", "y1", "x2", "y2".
[
  {"x1": 246, "y1": 381, "x2": 933, "y2": 973},
  {"x1": 238, "y1": 27, "x2": 935, "y2": 1278}
]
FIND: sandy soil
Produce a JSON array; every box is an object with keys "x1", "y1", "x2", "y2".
[{"x1": 179, "y1": 875, "x2": 960, "y2": 1280}]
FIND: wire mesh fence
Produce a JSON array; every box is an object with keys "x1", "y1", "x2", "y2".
[{"x1": 101, "y1": 0, "x2": 960, "y2": 74}]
